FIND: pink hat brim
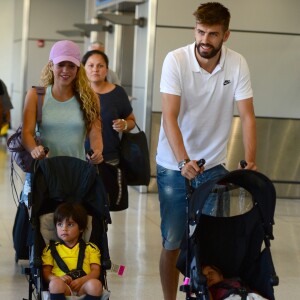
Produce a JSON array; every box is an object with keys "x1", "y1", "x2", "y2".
[{"x1": 52, "y1": 55, "x2": 80, "y2": 67}]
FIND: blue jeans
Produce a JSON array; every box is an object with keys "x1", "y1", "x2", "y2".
[{"x1": 157, "y1": 164, "x2": 228, "y2": 250}]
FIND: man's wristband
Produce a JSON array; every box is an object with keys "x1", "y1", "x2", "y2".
[{"x1": 178, "y1": 159, "x2": 190, "y2": 170}]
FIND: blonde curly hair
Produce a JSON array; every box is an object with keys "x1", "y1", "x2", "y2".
[{"x1": 39, "y1": 61, "x2": 100, "y2": 133}]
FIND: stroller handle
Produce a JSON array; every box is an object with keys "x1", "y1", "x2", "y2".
[
  {"x1": 240, "y1": 160, "x2": 248, "y2": 169},
  {"x1": 43, "y1": 147, "x2": 49, "y2": 155},
  {"x1": 87, "y1": 149, "x2": 94, "y2": 156},
  {"x1": 197, "y1": 159, "x2": 206, "y2": 168}
]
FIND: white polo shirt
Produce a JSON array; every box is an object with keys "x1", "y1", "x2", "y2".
[{"x1": 156, "y1": 42, "x2": 253, "y2": 170}]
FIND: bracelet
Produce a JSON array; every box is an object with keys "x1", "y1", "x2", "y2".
[
  {"x1": 122, "y1": 119, "x2": 128, "y2": 131},
  {"x1": 178, "y1": 159, "x2": 190, "y2": 170}
]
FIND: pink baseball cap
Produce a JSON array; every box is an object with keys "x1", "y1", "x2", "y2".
[{"x1": 49, "y1": 40, "x2": 81, "y2": 67}]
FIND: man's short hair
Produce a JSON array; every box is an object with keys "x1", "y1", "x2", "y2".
[{"x1": 193, "y1": 2, "x2": 231, "y2": 31}]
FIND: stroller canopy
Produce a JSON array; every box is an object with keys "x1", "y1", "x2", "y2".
[{"x1": 189, "y1": 170, "x2": 276, "y2": 239}]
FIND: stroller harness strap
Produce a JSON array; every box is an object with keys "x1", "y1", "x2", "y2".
[{"x1": 49, "y1": 239, "x2": 86, "y2": 274}]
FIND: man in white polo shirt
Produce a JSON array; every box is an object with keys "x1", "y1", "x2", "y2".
[{"x1": 156, "y1": 2, "x2": 257, "y2": 299}]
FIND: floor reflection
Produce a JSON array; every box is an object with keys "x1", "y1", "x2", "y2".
[{"x1": 0, "y1": 141, "x2": 299, "y2": 299}]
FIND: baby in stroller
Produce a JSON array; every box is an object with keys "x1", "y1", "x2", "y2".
[
  {"x1": 202, "y1": 265, "x2": 267, "y2": 300},
  {"x1": 42, "y1": 202, "x2": 103, "y2": 300}
]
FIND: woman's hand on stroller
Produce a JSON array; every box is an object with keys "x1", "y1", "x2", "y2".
[
  {"x1": 30, "y1": 145, "x2": 49, "y2": 160},
  {"x1": 86, "y1": 149, "x2": 104, "y2": 165},
  {"x1": 180, "y1": 159, "x2": 205, "y2": 180}
]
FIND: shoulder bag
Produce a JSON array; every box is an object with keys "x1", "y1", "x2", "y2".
[
  {"x1": 98, "y1": 162, "x2": 129, "y2": 211},
  {"x1": 119, "y1": 122, "x2": 151, "y2": 186},
  {"x1": 7, "y1": 86, "x2": 45, "y2": 173}
]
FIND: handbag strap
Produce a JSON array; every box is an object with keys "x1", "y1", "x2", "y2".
[
  {"x1": 134, "y1": 121, "x2": 141, "y2": 132},
  {"x1": 33, "y1": 86, "x2": 45, "y2": 143},
  {"x1": 34, "y1": 86, "x2": 45, "y2": 127},
  {"x1": 6, "y1": 86, "x2": 45, "y2": 150}
]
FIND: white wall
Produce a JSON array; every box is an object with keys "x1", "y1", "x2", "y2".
[
  {"x1": 25, "y1": 0, "x2": 86, "y2": 90},
  {"x1": 0, "y1": 0, "x2": 14, "y2": 107}
]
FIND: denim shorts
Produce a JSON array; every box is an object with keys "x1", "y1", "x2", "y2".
[{"x1": 157, "y1": 164, "x2": 228, "y2": 250}]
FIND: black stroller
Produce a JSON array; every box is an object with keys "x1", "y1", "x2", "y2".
[
  {"x1": 22, "y1": 156, "x2": 112, "y2": 300},
  {"x1": 177, "y1": 169, "x2": 279, "y2": 300}
]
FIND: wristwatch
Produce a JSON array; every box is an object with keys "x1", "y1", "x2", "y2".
[{"x1": 178, "y1": 159, "x2": 190, "y2": 170}]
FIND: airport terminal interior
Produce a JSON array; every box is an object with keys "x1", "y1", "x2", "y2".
[
  {"x1": 1, "y1": 137, "x2": 300, "y2": 299},
  {"x1": 1, "y1": 1, "x2": 299, "y2": 299}
]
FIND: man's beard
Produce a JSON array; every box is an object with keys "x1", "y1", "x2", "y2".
[{"x1": 195, "y1": 41, "x2": 223, "y2": 59}]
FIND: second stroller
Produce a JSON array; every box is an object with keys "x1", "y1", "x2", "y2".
[{"x1": 177, "y1": 169, "x2": 279, "y2": 300}]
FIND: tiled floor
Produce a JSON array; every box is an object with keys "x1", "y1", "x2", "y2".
[{"x1": 0, "y1": 139, "x2": 300, "y2": 299}]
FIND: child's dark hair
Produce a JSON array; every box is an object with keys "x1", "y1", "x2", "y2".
[
  {"x1": 54, "y1": 202, "x2": 88, "y2": 232},
  {"x1": 202, "y1": 264, "x2": 223, "y2": 276}
]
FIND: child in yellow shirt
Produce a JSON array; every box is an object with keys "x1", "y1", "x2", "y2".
[{"x1": 42, "y1": 202, "x2": 103, "y2": 300}]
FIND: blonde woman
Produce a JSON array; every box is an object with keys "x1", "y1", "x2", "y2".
[
  {"x1": 22, "y1": 40, "x2": 103, "y2": 164},
  {"x1": 20, "y1": 40, "x2": 103, "y2": 205}
]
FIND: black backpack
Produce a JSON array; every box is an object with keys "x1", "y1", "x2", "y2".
[{"x1": 12, "y1": 202, "x2": 30, "y2": 261}]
